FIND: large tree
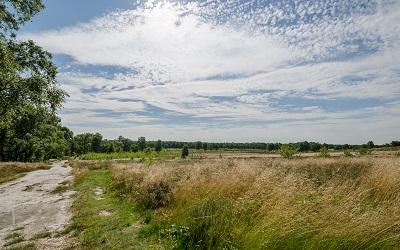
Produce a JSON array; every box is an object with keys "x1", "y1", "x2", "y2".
[{"x1": 0, "y1": 0, "x2": 68, "y2": 161}]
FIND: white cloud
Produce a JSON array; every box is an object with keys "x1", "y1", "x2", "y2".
[{"x1": 21, "y1": 0, "x2": 400, "y2": 143}]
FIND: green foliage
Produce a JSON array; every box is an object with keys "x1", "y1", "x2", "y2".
[
  {"x1": 279, "y1": 144, "x2": 299, "y2": 158},
  {"x1": 79, "y1": 150, "x2": 177, "y2": 161},
  {"x1": 319, "y1": 147, "x2": 330, "y2": 158},
  {"x1": 155, "y1": 140, "x2": 162, "y2": 153},
  {"x1": 343, "y1": 149, "x2": 353, "y2": 157},
  {"x1": 359, "y1": 147, "x2": 371, "y2": 156},
  {"x1": 138, "y1": 137, "x2": 146, "y2": 151},
  {"x1": 0, "y1": 0, "x2": 68, "y2": 162},
  {"x1": 181, "y1": 145, "x2": 189, "y2": 159}
]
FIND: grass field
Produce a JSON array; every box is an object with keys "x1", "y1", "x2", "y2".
[
  {"x1": 68, "y1": 153, "x2": 400, "y2": 249},
  {"x1": 0, "y1": 162, "x2": 50, "y2": 185}
]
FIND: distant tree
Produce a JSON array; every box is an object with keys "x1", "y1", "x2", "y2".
[
  {"x1": 118, "y1": 136, "x2": 133, "y2": 152},
  {"x1": 202, "y1": 142, "x2": 208, "y2": 151},
  {"x1": 195, "y1": 141, "x2": 203, "y2": 150},
  {"x1": 367, "y1": 141, "x2": 375, "y2": 149},
  {"x1": 132, "y1": 144, "x2": 139, "y2": 153},
  {"x1": 391, "y1": 141, "x2": 400, "y2": 147},
  {"x1": 91, "y1": 133, "x2": 103, "y2": 153},
  {"x1": 155, "y1": 140, "x2": 162, "y2": 153},
  {"x1": 298, "y1": 141, "x2": 310, "y2": 152},
  {"x1": 138, "y1": 137, "x2": 146, "y2": 151},
  {"x1": 181, "y1": 145, "x2": 189, "y2": 159}
]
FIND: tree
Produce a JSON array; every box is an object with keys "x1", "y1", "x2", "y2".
[
  {"x1": 181, "y1": 145, "x2": 189, "y2": 159},
  {"x1": 138, "y1": 137, "x2": 146, "y2": 151},
  {"x1": 319, "y1": 147, "x2": 330, "y2": 158},
  {"x1": 155, "y1": 140, "x2": 162, "y2": 153},
  {"x1": 195, "y1": 141, "x2": 202, "y2": 150},
  {"x1": 92, "y1": 133, "x2": 103, "y2": 153},
  {"x1": 202, "y1": 142, "x2": 208, "y2": 151},
  {"x1": 0, "y1": 0, "x2": 68, "y2": 161},
  {"x1": 278, "y1": 144, "x2": 299, "y2": 159},
  {"x1": 367, "y1": 141, "x2": 375, "y2": 149}
]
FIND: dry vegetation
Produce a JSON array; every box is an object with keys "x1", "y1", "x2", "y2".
[
  {"x1": 0, "y1": 162, "x2": 50, "y2": 185},
  {"x1": 108, "y1": 157, "x2": 400, "y2": 249}
]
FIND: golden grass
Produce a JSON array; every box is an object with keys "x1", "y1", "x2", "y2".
[
  {"x1": 0, "y1": 162, "x2": 50, "y2": 185},
  {"x1": 110, "y1": 157, "x2": 400, "y2": 249}
]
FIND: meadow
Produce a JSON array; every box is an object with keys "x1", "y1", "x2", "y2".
[{"x1": 66, "y1": 151, "x2": 400, "y2": 249}]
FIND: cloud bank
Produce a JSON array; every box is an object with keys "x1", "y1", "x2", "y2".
[{"x1": 22, "y1": 0, "x2": 400, "y2": 143}]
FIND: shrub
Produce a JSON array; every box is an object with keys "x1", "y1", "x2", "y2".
[
  {"x1": 343, "y1": 149, "x2": 353, "y2": 157},
  {"x1": 140, "y1": 180, "x2": 172, "y2": 209},
  {"x1": 279, "y1": 144, "x2": 299, "y2": 158},
  {"x1": 319, "y1": 147, "x2": 330, "y2": 158},
  {"x1": 359, "y1": 147, "x2": 371, "y2": 155},
  {"x1": 181, "y1": 145, "x2": 189, "y2": 159}
]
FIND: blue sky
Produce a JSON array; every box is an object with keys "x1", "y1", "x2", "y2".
[{"x1": 20, "y1": 0, "x2": 400, "y2": 144}]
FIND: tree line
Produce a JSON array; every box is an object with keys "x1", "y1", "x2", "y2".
[{"x1": 63, "y1": 131, "x2": 399, "y2": 156}]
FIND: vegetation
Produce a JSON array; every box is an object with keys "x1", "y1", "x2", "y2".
[
  {"x1": 78, "y1": 150, "x2": 178, "y2": 161},
  {"x1": 67, "y1": 165, "x2": 160, "y2": 249},
  {"x1": 319, "y1": 147, "x2": 330, "y2": 158},
  {"x1": 108, "y1": 158, "x2": 400, "y2": 249},
  {"x1": 343, "y1": 149, "x2": 353, "y2": 157},
  {"x1": 0, "y1": 0, "x2": 69, "y2": 162},
  {"x1": 278, "y1": 144, "x2": 299, "y2": 158},
  {"x1": 0, "y1": 162, "x2": 49, "y2": 184},
  {"x1": 181, "y1": 145, "x2": 189, "y2": 159}
]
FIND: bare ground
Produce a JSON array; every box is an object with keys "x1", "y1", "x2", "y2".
[{"x1": 0, "y1": 161, "x2": 76, "y2": 249}]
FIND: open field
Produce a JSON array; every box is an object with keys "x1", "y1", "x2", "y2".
[
  {"x1": 0, "y1": 162, "x2": 50, "y2": 185},
  {"x1": 66, "y1": 153, "x2": 400, "y2": 249},
  {"x1": 76, "y1": 148, "x2": 400, "y2": 161}
]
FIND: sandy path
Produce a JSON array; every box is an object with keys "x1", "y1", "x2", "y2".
[{"x1": 0, "y1": 161, "x2": 75, "y2": 248}]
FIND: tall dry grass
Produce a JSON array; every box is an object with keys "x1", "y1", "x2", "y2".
[
  {"x1": 0, "y1": 162, "x2": 50, "y2": 184},
  {"x1": 110, "y1": 158, "x2": 400, "y2": 249}
]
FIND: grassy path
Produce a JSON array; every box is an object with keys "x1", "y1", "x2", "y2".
[{"x1": 70, "y1": 169, "x2": 161, "y2": 250}]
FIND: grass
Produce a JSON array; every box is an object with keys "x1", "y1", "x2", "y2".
[
  {"x1": 30, "y1": 231, "x2": 52, "y2": 240},
  {"x1": 3, "y1": 232, "x2": 25, "y2": 247},
  {"x1": 5, "y1": 243, "x2": 36, "y2": 250},
  {"x1": 68, "y1": 165, "x2": 161, "y2": 249},
  {"x1": 109, "y1": 157, "x2": 400, "y2": 249},
  {"x1": 78, "y1": 150, "x2": 179, "y2": 161},
  {"x1": 0, "y1": 162, "x2": 50, "y2": 185}
]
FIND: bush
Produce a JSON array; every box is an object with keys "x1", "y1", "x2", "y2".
[
  {"x1": 319, "y1": 147, "x2": 330, "y2": 158},
  {"x1": 181, "y1": 145, "x2": 189, "y2": 159},
  {"x1": 279, "y1": 144, "x2": 299, "y2": 158},
  {"x1": 359, "y1": 147, "x2": 371, "y2": 155},
  {"x1": 343, "y1": 149, "x2": 353, "y2": 157},
  {"x1": 140, "y1": 180, "x2": 172, "y2": 209}
]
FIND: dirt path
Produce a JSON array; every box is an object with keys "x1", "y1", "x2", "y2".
[{"x1": 0, "y1": 161, "x2": 76, "y2": 249}]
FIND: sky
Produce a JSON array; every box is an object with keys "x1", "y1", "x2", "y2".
[{"x1": 20, "y1": 0, "x2": 400, "y2": 144}]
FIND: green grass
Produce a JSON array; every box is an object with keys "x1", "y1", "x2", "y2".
[
  {"x1": 79, "y1": 150, "x2": 178, "y2": 161},
  {"x1": 5, "y1": 243, "x2": 36, "y2": 250},
  {"x1": 3, "y1": 232, "x2": 25, "y2": 247},
  {"x1": 30, "y1": 231, "x2": 52, "y2": 240},
  {"x1": 69, "y1": 169, "x2": 161, "y2": 249}
]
